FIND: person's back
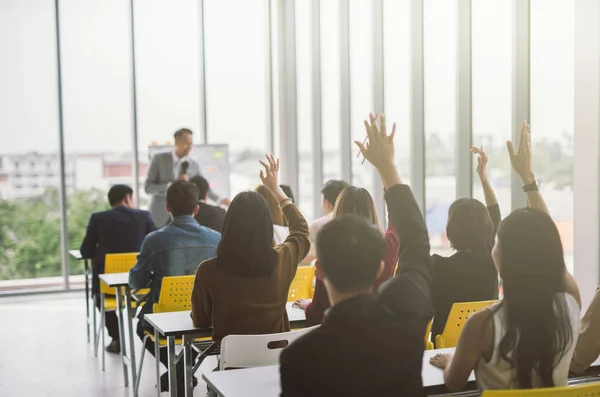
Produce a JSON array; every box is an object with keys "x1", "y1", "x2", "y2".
[
  {"x1": 280, "y1": 117, "x2": 434, "y2": 397},
  {"x1": 191, "y1": 156, "x2": 310, "y2": 342},
  {"x1": 80, "y1": 184, "x2": 155, "y2": 353},
  {"x1": 189, "y1": 175, "x2": 227, "y2": 233},
  {"x1": 475, "y1": 294, "x2": 580, "y2": 390},
  {"x1": 431, "y1": 250, "x2": 498, "y2": 341}
]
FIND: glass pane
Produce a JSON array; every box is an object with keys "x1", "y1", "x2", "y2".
[
  {"x1": 384, "y1": 0, "x2": 411, "y2": 184},
  {"x1": 349, "y1": 0, "x2": 376, "y2": 194},
  {"x1": 471, "y1": 0, "x2": 512, "y2": 217},
  {"x1": 0, "y1": 0, "x2": 62, "y2": 290},
  {"x1": 59, "y1": 0, "x2": 134, "y2": 283},
  {"x1": 204, "y1": 0, "x2": 269, "y2": 195},
  {"x1": 530, "y1": 0, "x2": 574, "y2": 272},
  {"x1": 295, "y1": 0, "x2": 314, "y2": 221},
  {"x1": 320, "y1": 0, "x2": 343, "y2": 182},
  {"x1": 134, "y1": 0, "x2": 203, "y2": 208},
  {"x1": 424, "y1": 0, "x2": 457, "y2": 255}
]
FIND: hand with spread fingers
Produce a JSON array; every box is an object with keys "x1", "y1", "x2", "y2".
[
  {"x1": 354, "y1": 113, "x2": 402, "y2": 189},
  {"x1": 429, "y1": 353, "x2": 453, "y2": 370},
  {"x1": 259, "y1": 154, "x2": 290, "y2": 205},
  {"x1": 507, "y1": 120, "x2": 535, "y2": 185}
]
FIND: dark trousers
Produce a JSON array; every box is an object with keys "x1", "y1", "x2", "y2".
[
  {"x1": 95, "y1": 294, "x2": 120, "y2": 341},
  {"x1": 136, "y1": 317, "x2": 198, "y2": 374}
]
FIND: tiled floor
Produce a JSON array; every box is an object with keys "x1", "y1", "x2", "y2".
[{"x1": 0, "y1": 292, "x2": 217, "y2": 397}]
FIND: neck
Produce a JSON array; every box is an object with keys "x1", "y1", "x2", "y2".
[
  {"x1": 174, "y1": 150, "x2": 185, "y2": 159},
  {"x1": 326, "y1": 286, "x2": 368, "y2": 307},
  {"x1": 113, "y1": 202, "x2": 128, "y2": 209}
]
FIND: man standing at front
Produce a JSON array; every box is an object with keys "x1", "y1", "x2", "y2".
[{"x1": 145, "y1": 128, "x2": 229, "y2": 227}]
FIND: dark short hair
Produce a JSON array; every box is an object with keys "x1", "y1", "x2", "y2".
[
  {"x1": 446, "y1": 198, "x2": 494, "y2": 251},
  {"x1": 317, "y1": 215, "x2": 385, "y2": 292},
  {"x1": 217, "y1": 191, "x2": 275, "y2": 277},
  {"x1": 107, "y1": 184, "x2": 133, "y2": 206},
  {"x1": 321, "y1": 180, "x2": 351, "y2": 207},
  {"x1": 174, "y1": 128, "x2": 193, "y2": 141},
  {"x1": 279, "y1": 185, "x2": 295, "y2": 203},
  {"x1": 190, "y1": 176, "x2": 210, "y2": 200},
  {"x1": 166, "y1": 180, "x2": 199, "y2": 217}
]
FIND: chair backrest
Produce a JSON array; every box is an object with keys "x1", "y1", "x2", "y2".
[
  {"x1": 288, "y1": 265, "x2": 315, "y2": 301},
  {"x1": 482, "y1": 382, "x2": 600, "y2": 396},
  {"x1": 100, "y1": 252, "x2": 139, "y2": 295},
  {"x1": 219, "y1": 325, "x2": 320, "y2": 370},
  {"x1": 425, "y1": 319, "x2": 434, "y2": 350},
  {"x1": 435, "y1": 300, "x2": 498, "y2": 348},
  {"x1": 152, "y1": 275, "x2": 195, "y2": 314}
]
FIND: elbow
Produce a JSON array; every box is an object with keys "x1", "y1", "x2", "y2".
[{"x1": 444, "y1": 375, "x2": 467, "y2": 393}]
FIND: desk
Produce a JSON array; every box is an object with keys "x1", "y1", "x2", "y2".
[
  {"x1": 99, "y1": 272, "x2": 137, "y2": 396},
  {"x1": 203, "y1": 350, "x2": 600, "y2": 397},
  {"x1": 145, "y1": 303, "x2": 307, "y2": 397},
  {"x1": 69, "y1": 249, "x2": 91, "y2": 343}
]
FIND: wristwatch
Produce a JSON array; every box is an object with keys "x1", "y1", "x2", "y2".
[{"x1": 522, "y1": 180, "x2": 539, "y2": 192}]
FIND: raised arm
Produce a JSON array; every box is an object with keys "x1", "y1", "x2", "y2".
[
  {"x1": 507, "y1": 121, "x2": 548, "y2": 214},
  {"x1": 471, "y1": 146, "x2": 501, "y2": 240},
  {"x1": 356, "y1": 114, "x2": 433, "y2": 317},
  {"x1": 259, "y1": 155, "x2": 310, "y2": 274},
  {"x1": 144, "y1": 154, "x2": 169, "y2": 195}
]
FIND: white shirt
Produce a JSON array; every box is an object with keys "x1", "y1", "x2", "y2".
[
  {"x1": 172, "y1": 151, "x2": 191, "y2": 180},
  {"x1": 307, "y1": 213, "x2": 334, "y2": 256},
  {"x1": 474, "y1": 293, "x2": 580, "y2": 390},
  {"x1": 273, "y1": 224, "x2": 290, "y2": 246}
]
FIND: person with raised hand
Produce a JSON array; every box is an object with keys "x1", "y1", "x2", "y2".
[
  {"x1": 191, "y1": 154, "x2": 310, "y2": 344},
  {"x1": 429, "y1": 121, "x2": 581, "y2": 392},
  {"x1": 428, "y1": 145, "x2": 501, "y2": 346},
  {"x1": 280, "y1": 113, "x2": 434, "y2": 397}
]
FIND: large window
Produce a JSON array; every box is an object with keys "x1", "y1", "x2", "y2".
[
  {"x1": 424, "y1": 0, "x2": 457, "y2": 254},
  {"x1": 471, "y1": 0, "x2": 512, "y2": 217},
  {"x1": 530, "y1": 0, "x2": 574, "y2": 272},
  {"x1": 295, "y1": 0, "x2": 315, "y2": 221},
  {"x1": 349, "y1": 0, "x2": 375, "y2": 194},
  {"x1": 204, "y1": 0, "x2": 271, "y2": 196},
  {"x1": 134, "y1": 0, "x2": 203, "y2": 207},
  {"x1": 320, "y1": 0, "x2": 343, "y2": 183},
  {"x1": 0, "y1": 0, "x2": 62, "y2": 287},
  {"x1": 60, "y1": 0, "x2": 134, "y2": 283}
]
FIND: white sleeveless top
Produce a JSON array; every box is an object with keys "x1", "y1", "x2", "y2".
[{"x1": 475, "y1": 293, "x2": 580, "y2": 390}]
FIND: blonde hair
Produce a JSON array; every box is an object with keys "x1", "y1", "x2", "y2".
[
  {"x1": 332, "y1": 187, "x2": 383, "y2": 234},
  {"x1": 255, "y1": 185, "x2": 284, "y2": 226}
]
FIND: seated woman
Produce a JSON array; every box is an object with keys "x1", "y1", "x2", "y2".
[
  {"x1": 430, "y1": 121, "x2": 581, "y2": 391},
  {"x1": 430, "y1": 147, "x2": 501, "y2": 345},
  {"x1": 256, "y1": 184, "x2": 290, "y2": 244},
  {"x1": 190, "y1": 155, "x2": 310, "y2": 343},
  {"x1": 295, "y1": 186, "x2": 399, "y2": 325}
]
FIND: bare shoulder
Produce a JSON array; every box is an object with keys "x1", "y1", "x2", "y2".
[{"x1": 464, "y1": 308, "x2": 495, "y2": 359}]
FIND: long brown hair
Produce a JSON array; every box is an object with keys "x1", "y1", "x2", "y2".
[
  {"x1": 332, "y1": 187, "x2": 383, "y2": 234},
  {"x1": 255, "y1": 185, "x2": 284, "y2": 226}
]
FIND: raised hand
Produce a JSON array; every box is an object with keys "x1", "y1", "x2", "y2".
[
  {"x1": 507, "y1": 121, "x2": 535, "y2": 184},
  {"x1": 259, "y1": 154, "x2": 280, "y2": 194},
  {"x1": 470, "y1": 146, "x2": 488, "y2": 182},
  {"x1": 354, "y1": 113, "x2": 402, "y2": 189},
  {"x1": 355, "y1": 113, "x2": 396, "y2": 170}
]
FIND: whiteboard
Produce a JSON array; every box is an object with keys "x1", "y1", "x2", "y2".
[{"x1": 148, "y1": 144, "x2": 231, "y2": 200}]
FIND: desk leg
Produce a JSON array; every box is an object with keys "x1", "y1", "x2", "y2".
[
  {"x1": 183, "y1": 335, "x2": 193, "y2": 397},
  {"x1": 124, "y1": 285, "x2": 138, "y2": 396},
  {"x1": 167, "y1": 336, "x2": 178, "y2": 397},
  {"x1": 115, "y1": 286, "x2": 129, "y2": 387},
  {"x1": 154, "y1": 329, "x2": 161, "y2": 397},
  {"x1": 84, "y1": 259, "x2": 90, "y2": 343}
]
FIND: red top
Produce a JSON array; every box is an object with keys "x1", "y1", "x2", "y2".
[{"x1": 304, "y1": 220, "x2": 400, "y2": 325}]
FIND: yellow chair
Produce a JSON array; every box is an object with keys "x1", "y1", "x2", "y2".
[
  {"x1": 136, "y1": 276, "x2": 215, "y2": 394},
  {"x1": 435, "y1": 300, "x2": 497, "y2": 348},
  {"x1": 94, "y1": 252, "x2": 139, "y2": 370},
  {"x1": 288, "y1": 265, "x2": 315, "y2": 301},
  {"x1": 482, "y1": 382, "x2": 600, "y2": 396},
  {"x1": 425, "y1": 319, "x2": 434, "y2": 350}
]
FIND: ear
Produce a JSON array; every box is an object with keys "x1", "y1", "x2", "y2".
[
  {"x1": 315, "y1": 260, "x2": 326, "y2": 281},
  {"x1": 165, "y1": 204, "x2": 170, "y2": 214},
  {"x1": 193, "y1": 204, "x2": 200, "y2": 216}
]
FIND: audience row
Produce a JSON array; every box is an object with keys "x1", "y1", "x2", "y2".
[{"x1": 81, "y1": 114, "x2": 600, "y2": 396}]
